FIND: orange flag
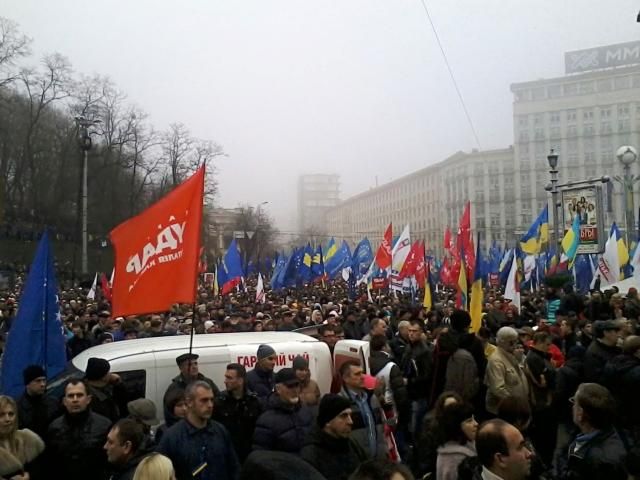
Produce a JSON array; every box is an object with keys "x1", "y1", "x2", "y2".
[{"x1": 109, "y1": 167, "x2": 205, "y2": 317}]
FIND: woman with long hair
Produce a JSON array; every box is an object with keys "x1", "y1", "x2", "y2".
[
  {"x1": 132, "y1": 453, "x2": 175, "y2": 480},
  {"x1": 0, "y1": 395, "x2": 45, "y2": 480},
  {"x1": 435, "y1": 402, "x2": 478, "y2": 480}
]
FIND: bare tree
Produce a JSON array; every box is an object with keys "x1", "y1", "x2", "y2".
[{"x1": 0, "y1": 17, "x2": 31, "y2": 88}]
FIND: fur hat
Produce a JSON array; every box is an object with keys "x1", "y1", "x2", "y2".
[{"x1": 85, "y1": 357, "x2": 110, "y2": 381}]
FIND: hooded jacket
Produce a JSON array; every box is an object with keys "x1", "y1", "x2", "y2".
[
  {"x1": 563, "y1": 428, "x2": 627, "y2": 480},
  {"x1": 252, "y1": 394, "x2": 313, "y2": 454},
  {"x1": 300, "y1": 427, "x2": 367, "y2": 480},
  {"x1": 436, "y1": 441, "x2": 477, "y2": 480}
]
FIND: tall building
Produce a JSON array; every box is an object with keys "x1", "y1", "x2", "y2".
[
  {"x1": 511, "y1": 41, "x2": 640, "y2": 238},
  {"x1": 297, "y1": 174, "x2": 340, "y2": 234},
  {"x1": 325, "y1": 41, "x2": 640, "y2": 253}
]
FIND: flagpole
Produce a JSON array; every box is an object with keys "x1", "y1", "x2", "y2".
[
  {"x1": 42, "y1": 231, "x2": 49, "y2": 375},
  {"x1": 188, "y1": 161, "x2": 207, "y2": 356}
]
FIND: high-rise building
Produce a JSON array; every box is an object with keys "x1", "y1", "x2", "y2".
[
  {"x1": 324, "y1": 41, "x2": 640, "y2": 252},
  {"x1": 297, "y1": 174, "x2": 340, "y2": 234},
  {"x1": 511, "y1": 43, "x2": 640, "y2": 238}
]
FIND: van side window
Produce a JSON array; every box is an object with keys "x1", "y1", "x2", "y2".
[{"x1": 115, "y1": 369, "x2": 146, "y2": 403}]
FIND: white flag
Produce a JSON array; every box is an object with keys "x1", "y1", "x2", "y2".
[
  {"x1": 632, "y1": 245, "x2": 640, "y2": 278},
  {"x1": 256, "y1": 273, "x2": 266, "y2": 304},
  {"x1": 87, "y1": 273, "x2": 98, "y2": 300},
  {"x1": 598, "y1": 232, "x2": 620, "y2": 287},
  {"x1": 504, "y1": 254, "x2": 520, "y2": 311},
  {"x1": 390, "y1": 225, "x2": 411, "y2": 292},
  {"x1": 109, "y1": 267, "x2": 115, "y2": 286}
]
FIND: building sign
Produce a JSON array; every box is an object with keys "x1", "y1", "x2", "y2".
[
  {"x1": 561, "y1": 186, "x2": 605, "y2": 254},
  {"x1": 565, "y1": 41, "x2": 640, "y2": 74}
]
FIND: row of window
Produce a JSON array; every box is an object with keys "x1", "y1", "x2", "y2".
[{"x1": 514, "y1": 74, "x2": 640, "y2": 103}]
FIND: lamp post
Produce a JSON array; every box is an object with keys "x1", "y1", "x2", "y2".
[
  {"x1": 546, "y1": 149, "x2": 561, "y2": 251},
  {"x1": 254, "y1": 201, "x2": 269, "y2": 265},
  {"x1": 75, "y1": 115, "x2": 100, "y2": 276},
  {"x1": 615, "y1": 145, "x2": 639, "y2": 247}
]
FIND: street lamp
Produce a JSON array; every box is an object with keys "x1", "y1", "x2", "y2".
[
  {"x1": 546, "y1": 149, "x2": 561, "y2": 251},
  {"x1": 75, "y1": 115, "x2": 100, "y2": 276},
  {"x1": 615, "y1": 145, "x2": 639, "y2": 247}
]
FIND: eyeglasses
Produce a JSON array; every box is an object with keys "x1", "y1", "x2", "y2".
[{"x1": 569, "y1": 396, "x2": 576, "y2": 405}]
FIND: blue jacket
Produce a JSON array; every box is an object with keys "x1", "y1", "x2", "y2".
[
  {"x1": 252, "y1": 394, "x2": 313, "y2": 454},
  {"x1": 246, "y1": 366, "x2": 275, "y2": 402},
  {"x1": 157, "y1": 418, "x2": 239, "y2": 480}
]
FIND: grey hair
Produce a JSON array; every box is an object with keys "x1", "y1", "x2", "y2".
[
  {"x1": 398, "y1": 320, "x2": 411, "y2": 329},
  {"x1": 496, "y1": 326, "x2": 518, "y2": 345},
  {"x1": 185, "y1": 380, "x2": 212, "y2": 399}
]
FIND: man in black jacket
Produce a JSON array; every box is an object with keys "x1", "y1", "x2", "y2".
[
  {"x1": 562, "y1": 383, "x2": 627, "y2": 480},
  {"x1": 584, "y1": 320, "x2": 621, "y2": 384},
  {"x1": 47, "y1": 379, "x2": 112, "y2": 480},
  {"x1": 17, "y1": 365, "x2": 60, "y2": 439},
  {"x1": 163, "y1": 352, "x2": 220, "y2": 419},
  {"x1": 401, "y1": 320, "x2": 433, "y2": 436},
  {"x1": 213, "y1": 363, "x2": 262, "y2": 461},
  {"x1": 252, "y1": 368, "x2": 314, "y2": 454},
  {"x1": 104, "y1": 418, "x2": 150, "y2": 480},
  {"x1": 85, "y1": 357, "x2": 129, "y2": 423},
  {"x1": 246, "y1": 344, "x2": 276, "y2": 404},
  {"x1": 301, "y1": 394, "x2": 367, "y2": 480}
]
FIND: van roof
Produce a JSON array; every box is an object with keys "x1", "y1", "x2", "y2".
[{"x1": 72, "y1": 331, "x2": 319, "y2": 367}]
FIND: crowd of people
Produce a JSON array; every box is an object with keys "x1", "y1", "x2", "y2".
[{"x1": 2, "y1": 273, "x2": 640, "y2": 480}]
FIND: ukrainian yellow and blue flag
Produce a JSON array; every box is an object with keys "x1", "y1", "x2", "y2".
[
  {"x1": 469, "y1": 238, "x2": 483, "y2": 333},
  {"x1": 561, "y1": 214, "x2": 581, "y2": 267},
  {"x1": 520, "y1": 206, "x2": 549, "y2": 255},
  {"x1": 610, "y1": 223, "x2": 629, "y2": 266}
]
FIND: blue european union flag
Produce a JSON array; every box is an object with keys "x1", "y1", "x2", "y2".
[
  {"x1": 352, "y1": 238, "x2": 373, "y2": 280},
  {"x1": 1, "y1": 231, "x2": 66, "y2": 398}
]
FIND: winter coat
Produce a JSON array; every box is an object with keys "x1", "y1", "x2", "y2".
[
  {"x1": 338, "y1": 387, "x2": 387, "y2": 459},
  {"x1": 240, "y1": 450, "x2": 327, "y2": 480},
  {"x1": 0, "y1": 429, "x2": 45, "y2": 479},
  {"x1": 46, "y1": 410, "x2": 112, "y2": 480},
  {"x1": 444, "y1": 347, "x2": 479, "y2": 402},
  {"x1": 343, "y1": 320, "x2": 366, "y2": 340},
  {"x1": 390, "y1": 334, "x2": 409, "y2": 363},
  {"x1": 554, "y1": 357, "x2": 584, "y2": 424},
  {"x1": 246, "y1": 365, "x2": 275, "y2": 403},
  {"x1": 525, "y1": 347, "x2": 556, "y2": 411},
  {"x1": 563, "y1": 428, "x2": 627, "y2": 480},
  {"x1": 16, "y1": 391, "x2": 60, "y2": 440},
  {"x1": 300, "y1": 427, "x2": 368, "y2": 480},
  {"x1": 106, "y1": 449, "x2": 151, "y2": 480},
  {"x1": 401, "y1": 339, "x2": 433, "y2": 401},
  {"x1": 584, "y1": 340, "x2": 621, "y2": 384},
  {"x1": 602, "y1": 353, "x2": 640, "y2": 427},
  {"x1": 436, "y1": 441, "x2": 477, "y2": 480},
  {"x1": 157, "y1": 418, "x2": 239, "y2": 480},
  {"x1": 86, "y1": 381, "x2": 128, "y2": 423},
  {"x1": 213, "y1": 389, "x2": 263, "y2": 461},
  {"x1": 252, "y1": 394, "x2": 314, "y2": 454},
  {"x1": 299, "y1": 379, "x2": 321, "y2": 408},
  {"x1": 369, "y1": 350, "x2": 409, "y2": 413},
  {"x1": 484, "y1": 347, "x2": 529, "y2": 415}
]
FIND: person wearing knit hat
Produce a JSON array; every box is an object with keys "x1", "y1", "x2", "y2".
[
  {"x1": 16, "y1": 365, "x2": 60, "y2": 439},
  {"x1": 293, "y1": 356, "x2": 320, "y2": 409},
  {"x1": 300, "y1": 394, "x2": 367, "y2": 479},
  {"x1": 246, "y1": 344, "x2": 277, "y2": 403},
  {"x1": 84, "y1": 357, "x2": 127, "y2": 423}
]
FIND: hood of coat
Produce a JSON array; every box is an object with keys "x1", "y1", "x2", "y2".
[{"x1": 437, "y1": 440, "x2": 477, "y2": 458}]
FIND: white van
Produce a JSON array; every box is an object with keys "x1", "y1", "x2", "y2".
[{"x1": 48, "y1": 331, "x2": 369, "y2": 419}]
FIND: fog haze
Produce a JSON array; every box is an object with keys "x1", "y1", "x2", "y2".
[{"x1": 4, "y1": 1, "x2": 639, "y2": 236}]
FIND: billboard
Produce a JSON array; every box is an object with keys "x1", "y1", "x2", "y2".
[
  {"x1": 565, "y1": 41, "x2": 640, "y2": 74},
  {"x1": 560, "y1": 186, "x2": 605, "y2": 254}
]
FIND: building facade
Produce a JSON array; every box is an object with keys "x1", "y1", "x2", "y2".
[
  {"x1": 297, "y1": 174, "x2": 340, "y2": 234},
  {"x1": 324, "y1": 41, "x2": 640, "y2": 254}
]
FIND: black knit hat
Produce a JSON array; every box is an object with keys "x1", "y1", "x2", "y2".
[
  {"x1": 85, "y1": 357, "x2": 110, "y2": 381},
  {"x1": 317, "y1": 394, "x2": 352, "y2": 427},
  {"x1": 257, "y1": 344, "x2": 276, "y2": 361},
  {"x1": 23, "y1": 365, "x2": 46, "y2": 385}
]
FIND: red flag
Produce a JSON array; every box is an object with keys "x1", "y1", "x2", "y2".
[
  {"x1": 457, "y1": 201, "x2": 472, "y2": 255},
  {"x1": 414, "y1": 242, "x2": 427, "y2": 287},
  {"x1": 375, "y1": 223, "x2": 392, "y2": 270},
  {"x1": 109, "y1": 167, "x2": 205, "y2": 317},
  {"x1": 443, "y1": 227, "x2": 452, "y2": 252},
  {"x1": 440, "y1": 257, "x2": 451, "y2": 286},
  {"x1": 399, "y1": 241, "x2": 421, "y2": 279},
  {"x1": 198, "y1": 246, "x2": 207, "y2": 274},
  {"x1": 100, "y1": 273, "x2": 112, "y2": 302}
]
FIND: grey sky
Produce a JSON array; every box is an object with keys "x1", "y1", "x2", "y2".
[{"x1": 4, "y1": 1, "x2": 639, "y2": 235}]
